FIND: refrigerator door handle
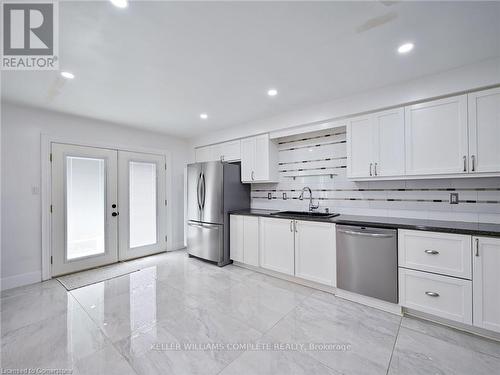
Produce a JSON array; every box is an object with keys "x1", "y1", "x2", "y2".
[
  {"x1": 196, "y1": 172, "x2": 202, "y2": 211},
  {"x1": 201, "y1": 172, "x2": 206, "y2": 209}
]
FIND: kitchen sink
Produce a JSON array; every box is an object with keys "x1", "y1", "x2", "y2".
[{"x1": 270, "y1": 210, "x2": 339, "y2": 219}]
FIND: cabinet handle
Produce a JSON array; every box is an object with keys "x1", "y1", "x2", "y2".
[
  {"x1": 471, "y1": 155, "x2": 476, "y2": 172},
  {"x1": 294, "y1": 220, "x2": 298, "y2": 232},
  {"x1": 290, "y1": 220, "x2": 293, "y2": 232},
  {"x1": 475, "y1": 238, "x2": 479, "y2": 257},
  {"x1": 463, "y1": 156, "x2": 467, "y2": 172},
  {"x1": 425, "y1": 291, "x2": 440, "y2": 297},
  {"x1": 424, "y1": 249, "x2": 439, "y2": 255},
  {"x1": 251, "y1": 171, "x2": 255, "y2": 181},
  {"x1": 369, "y1": 163, "x2": 373, "y2": 176},
  {"x1": 374, "y1": 162, "x2": 378, "y2": 176}
]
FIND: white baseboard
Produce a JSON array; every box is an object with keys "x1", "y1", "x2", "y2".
[
  {"x1": 1, "y1": 271, "x2": 42, "y2": 291},
  {"x1": 233, "y1": 261, "x2": 336, "y2": 294}
]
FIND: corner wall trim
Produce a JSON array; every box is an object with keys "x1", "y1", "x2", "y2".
[{"x1": 1, "y1": 271, "x2": 42, "y2": 291}]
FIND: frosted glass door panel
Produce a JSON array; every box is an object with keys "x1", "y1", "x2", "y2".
[
  {"x1": 129, "y1": 161, "x2": 157, "y2": 248},
  {"x1": 118, "y1": 151, "x2": 167, "y2": 260},
  {"x1": 66, "y1": 156, "x2": 106, "y2": 259},
  {"x1": 51, "y1": 143, "x2": 118, "y2": 277}
]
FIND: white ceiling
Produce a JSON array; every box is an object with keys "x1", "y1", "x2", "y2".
[{"x1": 2, "y1": 1, "x2": 500, "y2": 138}]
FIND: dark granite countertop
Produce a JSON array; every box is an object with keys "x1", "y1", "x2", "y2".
[{"x1": 229, "y1": 209, "x2": 500, "y2": 237}]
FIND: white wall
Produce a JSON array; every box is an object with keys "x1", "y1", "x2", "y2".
[
  {"x1": 190, "y1": 57, "x2": 500, "y2": 147},
  {"x1": 1, "y1": 102, "x2": 189, "y2": 290}
]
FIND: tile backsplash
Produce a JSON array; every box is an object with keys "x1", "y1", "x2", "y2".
[{"x1": 251, "y1": 128, "x2": 500, "y2": 224}]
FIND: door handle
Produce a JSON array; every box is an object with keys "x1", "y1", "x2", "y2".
[
  {"x1": 463, "y1": 155, "x2": 467, "y2": 172},
  {"x1": 290, "y1": 220, "x2": 293, "y2": 232},
  {"x1": 294, "y1": 221, "x2": 298, "y2": 232},
  {"x1": 251, "y1": 171, "x2": 255, "y2": 181},
  {"x1": 112, "y1": 212, "x2": 119, "y2": 217},
  {"x1": 471, "y1": 155, "x2": 476, "y2": 172},
  {"x1": 196, "y1": 173, "x2": 202, "y2": 210},
  {"x1": 188, "y1": 222, "x2": 220, "y2": 229},
  {"x1": 201, "y1": 173, "x2": 206, "y2": 209},
  {"x1": 374, "y1": 162, "x2": 378, "y2": 176},
  {"x1": 475, "y1": 238, "x2": 479, "y2": 257},
  {"x1": 337, "y1": 229, "x2": 394, "y2": 238},
  {"x1": 424, "y1": 249, "x2": 439, "y2": 255},
  {"x1": 425, "y1": 291, "x2": 439, "y2": 297},
  {"x1": 369, "y1": 163, "x2": 373, "y2": 176}
]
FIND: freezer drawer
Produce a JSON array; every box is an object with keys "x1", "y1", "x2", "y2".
[{"x1": 187, "y1": 221, "x2": 223, "y2": 263}]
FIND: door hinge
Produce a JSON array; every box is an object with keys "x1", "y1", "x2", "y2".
[
  {"x1": 50, "y1": 205, "x2": 53, "y2": 213},
  {"x1": 49, "y1": 153, "x2": 52, "y2": 162},
  {"x1": 50, "y1": 256, "x2": 53, "y2": 264}
]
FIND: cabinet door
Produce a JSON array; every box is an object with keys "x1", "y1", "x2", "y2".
[
  {"x1": 468, "y1": 88, "x2": 500, "y2": 173},
  {"x1": 473, "y1": 236, "x2": 500, "y2": 333},
  {"x1": 254, "y1": 134, "x2": 271, "y2": 181},
  {"x1": 243, "y1": 216, "x2": 259, "y2": 266},
  {"x1": 229, "y1": 215, "x2": 244, "y2": 262},
  {"x1": 295, "y1": 221, "x2": 336, "y2": 286},
  {"x1": 240, "y1": 137, "x2": 255, "y2": 182},
  {"x1": 195, "y1": 146, "x2": 213, "y2": 162},
  {"x1": 347, "y1": 115, "x2": 374, "y2": 178},
  {"x1": 259, "y1": 217, "x2": 295, "y2": 275},
  {"x1": 374, "y1": 108, "x2": 405, "y2": 177},
  {"x1": 405, "y1": 95, "x2": 468, "y2": 175},
  {"x1": 221, "y1": 140, "x2": 241, "y2": 162}
]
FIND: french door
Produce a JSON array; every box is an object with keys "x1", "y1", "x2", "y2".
[{"x1": 51, "y1": 143, "x2": 167, "y2": 276}]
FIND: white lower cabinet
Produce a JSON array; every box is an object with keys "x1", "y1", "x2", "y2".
[
  {"x1": 258, "y1": 217, "x2": 336, "y2": 284},
  {"x1": 259, "y1": 217, "x2": 295, "y2": 275},
  {"x1": 229, "y1": 215, "x2": 244, "y2": 263},
  {"x1": 399, "y1": 268, "x2": 472, "y2": 324},
  {"x1": 229, "y1": 215, "x2": 259, "y2": 266},
  {"x1": 294, "y1": 220, "x2": 336, "y2": 286},
  {"x1": 473, "y1": 236, "x2": 500, "y2": 333}
]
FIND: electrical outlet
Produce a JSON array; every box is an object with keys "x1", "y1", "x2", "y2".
[
  {"x1": 449, "y1": 193, "x2": 459, "y2": 204},
  {"x1": 268, "y1": 193, "x2": 272, "y2": 200},
  {"x1": 283, "y1": 192, "x2": 287, "y2": 200}
]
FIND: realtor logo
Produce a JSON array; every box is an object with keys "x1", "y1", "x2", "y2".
[{"x1": 1, "y1": 1, "x2": 59, "y2": 70}]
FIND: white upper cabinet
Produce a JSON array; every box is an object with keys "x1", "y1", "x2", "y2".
[
  {"x1": 212, "y1": 140, "x2": 241, "y2": 162},
  {"x1": 468, "y1": 87, "x2": 500, "y2": 174},
  {"x1": 473, "y1": 236, "x2": 500, "y2": 333},
  {"x1": 195, "y1": 140, "x2": 241, "y2": 163},
  {"x1": 347, "y1": 115, "x2": 374, "y2": 178},
  {"x1": 347, "y1": 108, "x2": 405, "y2": 178},
  {"x1": 374, "y1": 108, "x2": 405, "y2": 177},
  {"x1": 405, "y1": 94, "x2": 468, "y2": 176},
  {"x1": 195, "y1": 146, "x2": 212, "y2": 162},
  {"x1": 241, "y1": 134, "x2": 278, "y2": 183}
]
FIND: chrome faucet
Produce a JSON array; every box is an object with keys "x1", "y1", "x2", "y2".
[{"x1": 298, "y1": 186, "x2": 319, "y2": 212}]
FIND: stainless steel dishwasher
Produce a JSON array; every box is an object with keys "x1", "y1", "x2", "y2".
[{"x1": 336, "y1": 225, "x2": 398, "y2": 303}]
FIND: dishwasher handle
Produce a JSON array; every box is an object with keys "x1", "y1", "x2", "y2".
[{"x1": 337, "y1": 229, "x2": 395, "y2": 238}]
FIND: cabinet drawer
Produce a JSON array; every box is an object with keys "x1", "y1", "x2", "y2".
[
  {"x1": 399, "y1": 268, "x2": 472, "y2": 324},
  {"x1": 398, "y1": 230, "x2": 472, "y2": 279}
]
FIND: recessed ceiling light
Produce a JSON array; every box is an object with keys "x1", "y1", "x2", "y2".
[
  {"x1": 398, "y1": 43, "x2": 414, "y2": 54},
  {"x1": 200, "y1": 113, "x2": 208, "y2": 120},
  {"x1": 61, "y1": 71, "x2": 75, "y2": 79},
  {"x1": 110, "y1": 0, "x2": 128, "y2": 8},
  {"x1": 267, "y1": 89, "x2": 278, "y2": 97}
]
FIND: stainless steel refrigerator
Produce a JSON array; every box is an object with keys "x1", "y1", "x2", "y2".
[{"x1": 187, "y1": 161, "x2": 250, "y2": 266}]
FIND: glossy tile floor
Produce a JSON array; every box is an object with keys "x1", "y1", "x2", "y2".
[{"x1": 2, "y1": 250, "x2": 500, "y2": 375}]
